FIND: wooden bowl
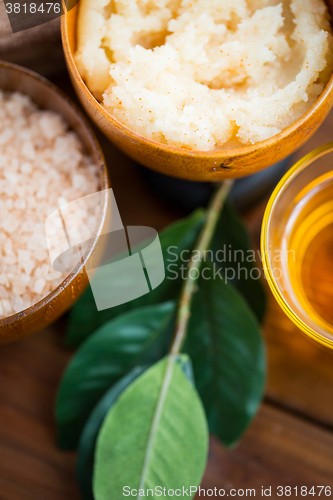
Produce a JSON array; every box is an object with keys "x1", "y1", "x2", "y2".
[
  {"x1": 61, "y1": 1, "x2": 333, "y2": 182},
  {"x1": 0, "y1": 61, "x2": 109, "y2": 344}
]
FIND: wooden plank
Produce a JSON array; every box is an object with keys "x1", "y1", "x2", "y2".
[
  {"x1": 264, "y1": 294, "x2": 333, "y2": 430},
  {"x1": 200, "y1": 404, "x2": 333, "y2": 497},
  {"x1": 0, "y1": 326, "x2": 80, "y2": 500},
  {"x1": 0, "y1": 330, "x2": 333, "y2": 499}
]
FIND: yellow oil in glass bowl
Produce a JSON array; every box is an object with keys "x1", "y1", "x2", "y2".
[
  {"x1": 287, "y1": 172, "x2": 333, "y2": 335},
  {"x1": 261, "y1": 144, "x2": 333, "y2": 348}
]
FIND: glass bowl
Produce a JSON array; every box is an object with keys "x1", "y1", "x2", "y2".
[{"x1": 261, "y1": 143, "x2": 333, "y2": 348}]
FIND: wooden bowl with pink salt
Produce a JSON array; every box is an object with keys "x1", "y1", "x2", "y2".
[{"x1": 0, "y1": 61, "x2": 109, "y2": 344}]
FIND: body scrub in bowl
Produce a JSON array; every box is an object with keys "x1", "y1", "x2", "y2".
[
  {"x1": 76, "y1": 0, "x2": 333, "y2": 151},
  {"x1": 62, "y1": 0, "x2": 333, "y2": 180},
  {"x1": 0, "y1": 62, "x2": 108, "y2": 343}
]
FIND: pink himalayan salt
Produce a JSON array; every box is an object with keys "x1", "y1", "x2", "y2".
[{"x1": 0, "y1": 90, "x2": 100, "y2": 319}]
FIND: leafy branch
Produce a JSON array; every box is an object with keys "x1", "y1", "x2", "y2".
[
  {"x1": 56, "y1": 181, "x2": 266, "y2": 500},
  {"x1": 171, "y1": 180, "x2": 234, "y2": 356}
]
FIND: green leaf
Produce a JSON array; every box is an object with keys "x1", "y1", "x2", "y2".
[
  {"x1": 77, "y1": 360, "x2": 196, "y2": 500},
  {"x1": 56, "y1": 301, "x2": 176, "y2": 450},
  {"x1": 210, "y1": 202, "x2": 266, "y2": 322},
  {"x1": 93, "y1": 355, "x2": 208, "y2": 500},
  {"x1": 66, "y1": 209, "x2": 205, "y2": 347},
  {"x1": 186, "y1": 261, "x2": 266, "y2": 448},
  {"x1": 77, "y1": 366, "x2": 147, "y2": 500}
]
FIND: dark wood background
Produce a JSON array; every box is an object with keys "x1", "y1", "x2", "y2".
[{"x1": 1, "y1": 68, "x2": 333, "y2": 499}]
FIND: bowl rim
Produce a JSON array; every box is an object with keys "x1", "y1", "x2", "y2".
[
  {"x1": 261, "y1": 141, "x2": 333, "y2": 349},
  {"x1": 0, "y1": 60, "x2": 109, "y2": 328},
  {"x1": 61, "y1": 1, "x2": 333, "y2": 158}
]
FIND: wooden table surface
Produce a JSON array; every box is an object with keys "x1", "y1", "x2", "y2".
[{"x1": 1, "y1": 73, "x2": 333, "y2": 499}]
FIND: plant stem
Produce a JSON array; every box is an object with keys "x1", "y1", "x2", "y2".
[
  {"x1": 170, "y1": 179, "x2": 235, "y2": 356},
  {"x1": 137, "y1": 180, "x2": 234, "y2": 498}
]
